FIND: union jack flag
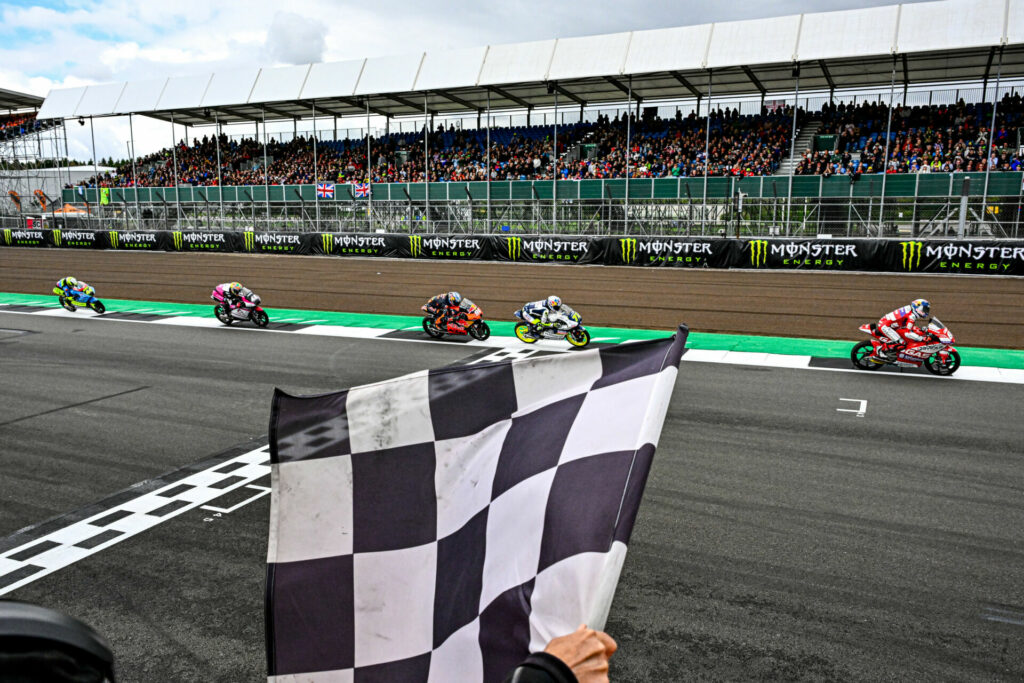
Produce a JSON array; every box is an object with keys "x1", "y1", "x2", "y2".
[
  {"x1": 354, "y1": 182, "x2": 372, "y2": 198},
  {"x1": 316, "y1": 183, "x2": 335, "y2": 199}
]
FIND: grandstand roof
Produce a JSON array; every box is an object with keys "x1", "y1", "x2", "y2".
[
  {"x1": 36, "y1": 0, "x2": 1024, "y2": 125},
  {"x1": 0, "y1": 87, "x2": 44, "y2": 111}
]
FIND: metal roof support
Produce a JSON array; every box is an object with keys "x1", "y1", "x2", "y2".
[
  {"x1": 702, "y1": 70, "x2": 712, "y2": 235},
  {"x1": 313, "y1": 100, "x2": 319, "y2": 231},
  {"x1": 214, "y1": 111, "x2": 224, "y2": 229},
  {"x1": 982, "y1": 45, "x2": 1005, "y2": 222},
  {"x1": 262, "y1": 104, "x2": 298, "y2": 120},
  {"x1": 981, "y1": 45, "x2": 996, "y2": 102},
  {"x1": 488, "y1": 86, "x2": 532, "y2": 110},
  {"x1": 741, "y1": 66, "x2": 766, "y2": 97},
  {"x1": 669, "y1": 72, "x2": 702, "y2": 100},
  {"x1": 214, "y1": 106, "x2": 261, "y2": 123},
  {"x1": 424, "y1": 92, "x2": 430, "y2": 233},
  {"x1": 262, "y1": 106, "x2": 270, "y2": 226},
  {"x1": 902, "y1": 53, "x2": 910, "y2": 103},
  {"x1": 486, "y1": 88, "x2": 491, "y2": 232},
  {"x1": 548, "y1": 81, "x2": 585, "y2": 107},
  {"x1": 432, "y1": 90, "x2": 480, "y2": 111},
  {"x1": 818, "y1": 60, "x2": 836, "y2": 103},
  {"x1": 603, "y1": 75, "x2": 631, "y2": 97},
  {"x1": 331, "y1": 96, "x2": 389, "y2": 118},
  {"x1": 366, "y1": 97, "x2": 373, "y2": 230},
  {"x1": 170, "y1": 112, "x2": 181, "y2": 227},
  {"x1": 879, "y1": 54, "x2": 898, "y2": 233},
  {"x1": 388, "y1": 93, "x2": 435, "y2": 115},
  {"x1": 786, "y1": 63, "x2": 800, "y2": 237},
  {"x1": 128, "y1": 113, "x2": 141, "y2": 229}
]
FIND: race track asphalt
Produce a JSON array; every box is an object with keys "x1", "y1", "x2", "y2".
[
  {"x1": 2, "y1": 247, "x2": 1023, "y2": 348},
  {"x1": 1, "y1": 314, "x2": 1021, "y2": 681}
]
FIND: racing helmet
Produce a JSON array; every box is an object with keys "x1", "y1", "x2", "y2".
[
  {"x1": 546, "y1": 295, "x2": 562, "y2": 310},
  {"x1": 448, "y1": 292, "x2": 462, "y2": 305},
  {"x1": 911, "y1": 298, "x2": 930, "y2": 318},
  {"x1": 229, "y1": 282, "x2": 243, "y2": 296},
  {"x1": 65, "y1": 276, "x2": 78, "y2": 287}
]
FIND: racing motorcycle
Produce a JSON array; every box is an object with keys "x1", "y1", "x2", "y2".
[
  {"x1": 54, "y1": 285, "x2": 106, "y2": 314},
  {"x1": 422, "y1": 302, "x2": 491, "y2": 340},
  {"x1": 513, "y1": 309, "x2": 591, "y2": 348},
  {"x1": 211, "y1": 286, "x2": 270, "y2": 328},
  {"x1": 850, "y1": 318, "x2": 961, "y2": 376}
]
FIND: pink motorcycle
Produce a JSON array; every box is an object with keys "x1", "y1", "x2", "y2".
[{"x1": 210, "y1": 285, "x2": 270, "y2": 327}]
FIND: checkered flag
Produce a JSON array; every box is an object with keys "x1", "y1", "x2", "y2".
[{"x1": 266, "y1": 326, "x2": 688, "y2": 681}]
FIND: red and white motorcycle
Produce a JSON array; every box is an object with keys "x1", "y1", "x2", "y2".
[{"x1": 851, "y1": 318, "x2": 961, "y2": 376}]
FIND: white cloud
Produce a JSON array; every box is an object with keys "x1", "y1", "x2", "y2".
[{"x1": 264, "y1": 12, "x2": 327, "y2": 64}]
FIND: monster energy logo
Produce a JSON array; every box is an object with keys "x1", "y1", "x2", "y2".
[
  {"x1": 620, "y1": 238, "x2": 637, "y2": 263},
  {"x1": 749, "y1": 240, "x2": 768, "y2": 267},
  {"x1": 172, "y1": 231, "x2": 183, "y2": 250},
  {"x1": 410, "y1": 234, "x2": 423, "y2": 258},
  {"x1": 243, "y1": 231, "x2": 255, "y2": 252},
  {"x1": 321, "y1": 233, "x2": 332, "y2": 254},
  {"x1": 506, "y1": 236, "x2": 523, "y2": 260},
  {"x1": 53, "y1": 229, "x2": 62, "y2": 247},
  {"x1": 900, "y1": 241, "x2": 923, "y2": 270},
  {"x1": 2, "y1": 229, "x2": 9, "y2": 246},
  {"x1": 109, "y1": 230, "x2": 119, "y2": 249}
]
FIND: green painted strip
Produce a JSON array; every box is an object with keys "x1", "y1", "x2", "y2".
[{"x1": 4, "y1": 291, "x2": 1023, "y2": 369}]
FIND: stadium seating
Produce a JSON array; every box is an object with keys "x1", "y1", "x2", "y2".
[{"x1": 73, "y1": 94, "x2": 1024, "y2": 189}]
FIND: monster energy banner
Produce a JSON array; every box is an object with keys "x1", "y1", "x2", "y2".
[
  {"x1": 48, "y1": 229, "x2": 102, "y2": 249},
  {"x1": 398, "y1": 234, "x2": 491, "y2": 260},
  {"x1": 312, "y1": 232, "x2": 396, "y2": 257},
  {"x1": 602, "y1": 236, "x2": 733, "y2": 267},
  {"x1": 238, "y1": 231, "x2": 309, "y2": 255},
  {"x1": 493, "y1": 235, "x2": 597, "y2": 263},
  {"x1": 887, "y1": 240, "x2": 1024, "y2": 275},
  {"x1": 167, "y1": 230, "x2": 239, "y2": 252},
  {"x1": 105, "y1": 230, "x2": 165, "y2": 250},
  {"x1": 740, "y1": 239, "x2": 880, "y2": 271},
  {"x1": 4, "y1": 230, "x2": 1023, "y2": 275},
  {"x1": 2, "y1": 228, "x2": 47, "y2": 247}
]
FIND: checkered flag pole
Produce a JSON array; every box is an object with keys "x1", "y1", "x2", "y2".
[{"x1": 265, "y1": 326, "x2": 689, "y2": 681}]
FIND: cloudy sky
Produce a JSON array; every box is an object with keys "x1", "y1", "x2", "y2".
[{"x1": 0, "y1": 0, "x2": 930, "y2": 163}]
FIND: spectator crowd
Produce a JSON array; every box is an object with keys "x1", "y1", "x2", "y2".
[
  {"x1": 794, "y1": 92, "x2": 1024, "y2": 176},
  {"x1": 70, "y1": 94, "x2": 1024, "y2": 190},
  {"x1": 0, "y1": 113, "x2": 44, "y2": 141}
]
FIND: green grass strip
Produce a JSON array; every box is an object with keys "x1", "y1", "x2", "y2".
[{"x1": 4, "y1": 291, "x2": 1022, "y2": 369}]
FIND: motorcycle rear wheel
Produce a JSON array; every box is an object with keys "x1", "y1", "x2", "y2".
[
  {"x1": 514, "y1": 323, "x2": 538, "y2": 344},
  {"x1": 253, "y1": 310, "x2": 270, "y2": 328},
  {"x1": 851, "y1": 341, "x2": 883, "y2": 370},
  {"x1": 422, "y1": 317, "x2": 445, "y2": 338},
  {"x1": 90, "y1": 301, "x2": 106, "y2": 314},
  {"x1": 59, "y1": 296, "x2": 77, "y2": 312},
  {"x1": 924, "y1": 350, "x2": 960, "y2": 376},
  {"x1": 469, "y1": 321, "x2": 491, "y2": 341},
  {"x1": 214, "y1": 304, "x2": 233, "y2": 325},
  {"x1": 567, "y1": 328, "x2": 591, "y2": 348}
]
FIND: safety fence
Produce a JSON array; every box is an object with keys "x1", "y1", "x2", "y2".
[
  {"x1": 2, "y1": 228, "x2": 1022, "y2": 276},
  {"x1": 5, "y1": 193, "x2": 1021, "y2": 239}
]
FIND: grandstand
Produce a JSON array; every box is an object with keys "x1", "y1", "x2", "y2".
[
  {"x1": 0, "y1": 87, "x2": 72, "y2": 225},
  {"x1": 15, "y1": 0, "x2": 1024, "y2": 236}
]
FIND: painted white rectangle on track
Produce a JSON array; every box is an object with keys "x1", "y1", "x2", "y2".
[{"x1": 0, "y1": 446, "x2": 271, "y2": 596}]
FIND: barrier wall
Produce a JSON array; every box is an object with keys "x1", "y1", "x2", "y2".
[
  {"x1": 3, "y1": 228, "x2": 1023, "y2": 275},
  {"x1": 59, "y1": 172, "x2": 1024, "y2": 205}
]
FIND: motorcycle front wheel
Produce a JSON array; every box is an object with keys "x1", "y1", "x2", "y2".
[
  {"x1": 59, "y1": 296, "x2": 77, "y2": 312},
  {"x1": 925, "y1": 350, "x2": 961, "y2": 376},
  {"x1": 851, "y1": 341, "x2": 883, "y2": 370},
  {"x1": 214, "y1": 304, "x2": 233, "y2": 325},
  {"x1": 89, "y1": 300, "x2": 106, "y2": 314},
  {"x1": 422, "y1": 317, "x2": 445, "y2": 338},
  {"x1": 469, "y1": 321, "x2": 491, "y2": 341},
  {"x1": 252, "y1": 310, "x2": 270, "y2": 328},
  {"x1": 514, "y1": 323, "x2": 538, "y2": 344},
  {"x1": 567, "y1": 327, "x2": 591, "y2": 348}
]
